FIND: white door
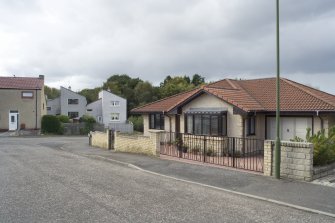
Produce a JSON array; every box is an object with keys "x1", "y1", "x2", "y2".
[
  {"x1": 267, "y1": 117, "x2": 312, "y2": 141},
  {"x1": 295, "y1": 117, "x2": 312, "y2": 139},
  {"x1": 9, "y1": 113, "x2": 18, "y2": 131},
  {"x1": 282, "y1": 118, "x2": 295, "y2": 141}
]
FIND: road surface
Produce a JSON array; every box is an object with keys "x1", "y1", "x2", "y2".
[{"x1": 0, "y1": 137, "x2": 333, "y2": 222}]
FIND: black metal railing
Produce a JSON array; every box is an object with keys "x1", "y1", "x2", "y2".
[{"x1": 159, "y1": 132, "x2": 264, "y2": 172}]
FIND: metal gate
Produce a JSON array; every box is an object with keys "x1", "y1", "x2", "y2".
[{"x1": 160, "y1": 132, "x2": 264, "y2": 173}]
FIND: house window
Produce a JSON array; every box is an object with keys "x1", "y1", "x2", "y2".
[
  {"x1": 111, "y1": 113, "x2": 120, "y2": 121},
  {"x1": 87, "y1": 109, "x2": 93, "y2": 112},
  {"x1": 185, "y1": 114, "x2": 227, "y2": 136},
  {"x1": 47, "y1": 106, "x2": 51, "y2": 111},
  {"x1": 111, "y1": 101, "x2": 120, "y2": 106},
  {"x1": 68, "y1": 99, "x2": 79, "y2": 104},
  {"x1": 246, "y1": 116, "x2": 256, "y2": 136},
  {"x1": 68, "y1": 112, "x2": 79, "y2": 119},
  {"x1": 149, "y1": 114, "x2": 165, "y2": 130},
  {"x1": 22, "y1": 91, "x2": 33, "y2": 98},
  {"x1": 186, "y1": 115, "x2": 193, "y2": 134}
]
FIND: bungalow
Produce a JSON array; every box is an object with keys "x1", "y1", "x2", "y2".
[
  {"x1": 131, "y1": 78, "x2": 335, "y2": 141},
  {"x1": 0, "y1": 75, "x2": 46, "y2": 131}
]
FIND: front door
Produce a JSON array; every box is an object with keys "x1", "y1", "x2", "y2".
[{"x1": 9, "y1": 112, "x2": 19, "y2": 131}]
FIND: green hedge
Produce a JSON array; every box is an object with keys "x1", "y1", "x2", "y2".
[
  {"x1": 57, "y1": 115, "x2": 70, "y2": 123},
  {"x1": 41, "y1": 115, "x2": 63, "y2": 134}
]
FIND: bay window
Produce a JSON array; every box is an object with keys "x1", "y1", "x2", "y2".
[{"x1": 185, "y1": 113, "x2": 227, "y2": 136}]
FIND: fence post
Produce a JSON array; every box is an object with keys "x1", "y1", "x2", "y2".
[
  {"x1": 108, "y1": 129, "x2": 114, "y2": 150},
  {"x1": 203, "y1": 135, "x2": 207, "y2": 163},
  {"x1": 88, "y1": 132, "x2": 92, "y2": 146},
  {"x1": 177, "y1": 132, "x2": 182, "y2": 158},
  {"x1": 232, "y1": 138, "x2": 235, "y2": 167}
]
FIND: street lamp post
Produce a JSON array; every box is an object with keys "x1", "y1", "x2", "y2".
[{"x1": 275, "y1": 0, "x2": 281, "y2": 179}]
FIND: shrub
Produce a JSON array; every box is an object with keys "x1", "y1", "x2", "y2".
[
  {"x1": 57, "y1": 115, "x2": 70, "y2": 123},
  {"x1": 79, "y1": 115, "x2": 96, "y2": 135},
  {"x1": 306, "y1": 127, "x2": 335, "y2": 166},
  {"x1": 206, "y1": 148, "x2": 214, "y2": 156},
  {"x1": 128, "y1": 115, "x2": 143, "y2": 132},
  {"x1": 292, "y1": 127, "x2": 335, "y2": 166},
  {"x1": 190, "y1": 147, "x2": 200, "y2": 154},
  {"x1": 80, "y1": 115, "x2": 96, "y2": 124},
  {"x1": 41, "y1": 115, "x2": 62, "y2": 134}
]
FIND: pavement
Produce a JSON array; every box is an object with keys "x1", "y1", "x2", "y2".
[{"x1": 44, "y1": 136, "x2": 335, "y2": 216}]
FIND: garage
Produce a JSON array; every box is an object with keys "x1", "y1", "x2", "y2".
[{"x1": 266, "y1": 117, "x2": 313, "y2": 141}]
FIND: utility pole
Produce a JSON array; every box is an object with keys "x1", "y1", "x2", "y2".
[{"x1": 275, "y1": 0, "x2": 281, "y2": 179}]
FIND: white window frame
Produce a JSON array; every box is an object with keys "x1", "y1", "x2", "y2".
[
  {"x1": 111, "y1": 101, "x2": 120, "y2": 107},
  {"x1": 22, "y1": 91, "x2": 34, "y2": 98},
  {"x1": 110, "y1": 113, "x2": 120, "y2": 121}
]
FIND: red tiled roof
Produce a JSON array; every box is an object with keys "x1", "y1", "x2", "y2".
[
  {"x1": 0, "y1": 76, "x2": 44, "y2": 89},
  {"x1": 132, "y1": 88, "x2": 202, "y2": 113},
  {"x1": 131, "y1": 77, "x2": 335, "y2": 113}
]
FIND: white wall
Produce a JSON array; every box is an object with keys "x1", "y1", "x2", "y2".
[
  {"x1": 86, "y1": 99, "x2": 103, "y2": 123},
  {"x1": 100, "y1": 90, "x2": 127, "y2": 127},
  {"x1": 60, "y1": 87, "x2": 87, "y2": 118},
  {"x1": 46, "y1": 97, "x2": 60, "y2": 115}
]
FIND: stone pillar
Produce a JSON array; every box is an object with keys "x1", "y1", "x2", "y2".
[
  {"x1": 149, "y1": 130, "x2": 164, "y2": 157},
  {"x1": 114, "y1": 131, "x2": 119, "y2": 151},
  {"x1": 263, "y1": 140, "x2": 314, "y2": 181},
  {"x1": 263, "y1": 140, "x2": 274, "y2": 176}
]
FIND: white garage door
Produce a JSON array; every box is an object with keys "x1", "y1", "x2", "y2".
[{"x1": 267, "y1": 117, "x2": 312, "y2": 141}]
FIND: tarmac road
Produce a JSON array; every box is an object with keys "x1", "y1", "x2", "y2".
[{"x1": 0, "y1": 136, "x2": 334, "y2": 222}]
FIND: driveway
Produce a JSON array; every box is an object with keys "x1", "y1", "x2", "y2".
[{"x1": 0, "y1": 136, "x2": 334, "y2": 222}]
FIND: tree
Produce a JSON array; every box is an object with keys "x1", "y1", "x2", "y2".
[
  {"x1": 103, "y1": 74, "x2": 143, "y2": 112},
  {"x1": 44, "y1": 86, "x2": 60, "y2": 99},
  {"x1": 159, "y1": 76, "x2": 195, "y2": 98},
  {"x1": 191, "y1": 74, "x2": 205, "y2": 86},
  {"x1": 134, "y1": 81, "x2": 159, "y2": 106},
  {"x1": 78, "y1": 87, "x2": 102, "y2": 104}
]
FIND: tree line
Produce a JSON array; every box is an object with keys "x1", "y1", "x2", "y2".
[{"x1": 45, "y1": 74, "x2": 206, "y2": 112}]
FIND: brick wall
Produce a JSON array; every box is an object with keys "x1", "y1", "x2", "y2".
[{"x1": 264, "y1": 140, "x2": 313, "y2": 181}]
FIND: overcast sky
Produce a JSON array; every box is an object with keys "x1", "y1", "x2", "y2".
[{"x1": 1, "y1": 0, "x2": 334, "y2": 94}]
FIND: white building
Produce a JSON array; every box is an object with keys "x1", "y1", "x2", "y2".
[
  {"x1": 86, "y1": 90, "x2": 131, "y2": 132},
  {"x1": 47, "y1": 86, "x2": 87, "y2": 119}
]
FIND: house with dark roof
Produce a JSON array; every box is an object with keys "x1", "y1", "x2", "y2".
[
  {"x1": 131, "y1": 78, "x2": 335, "y2": 141},
  {"x1": 0, "y1": 75, "x2": 46, "y2": 131}
]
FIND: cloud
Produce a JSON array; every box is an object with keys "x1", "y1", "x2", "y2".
[{"x1": 0, "y1": 0, "x2": 334, "y2": 93}]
